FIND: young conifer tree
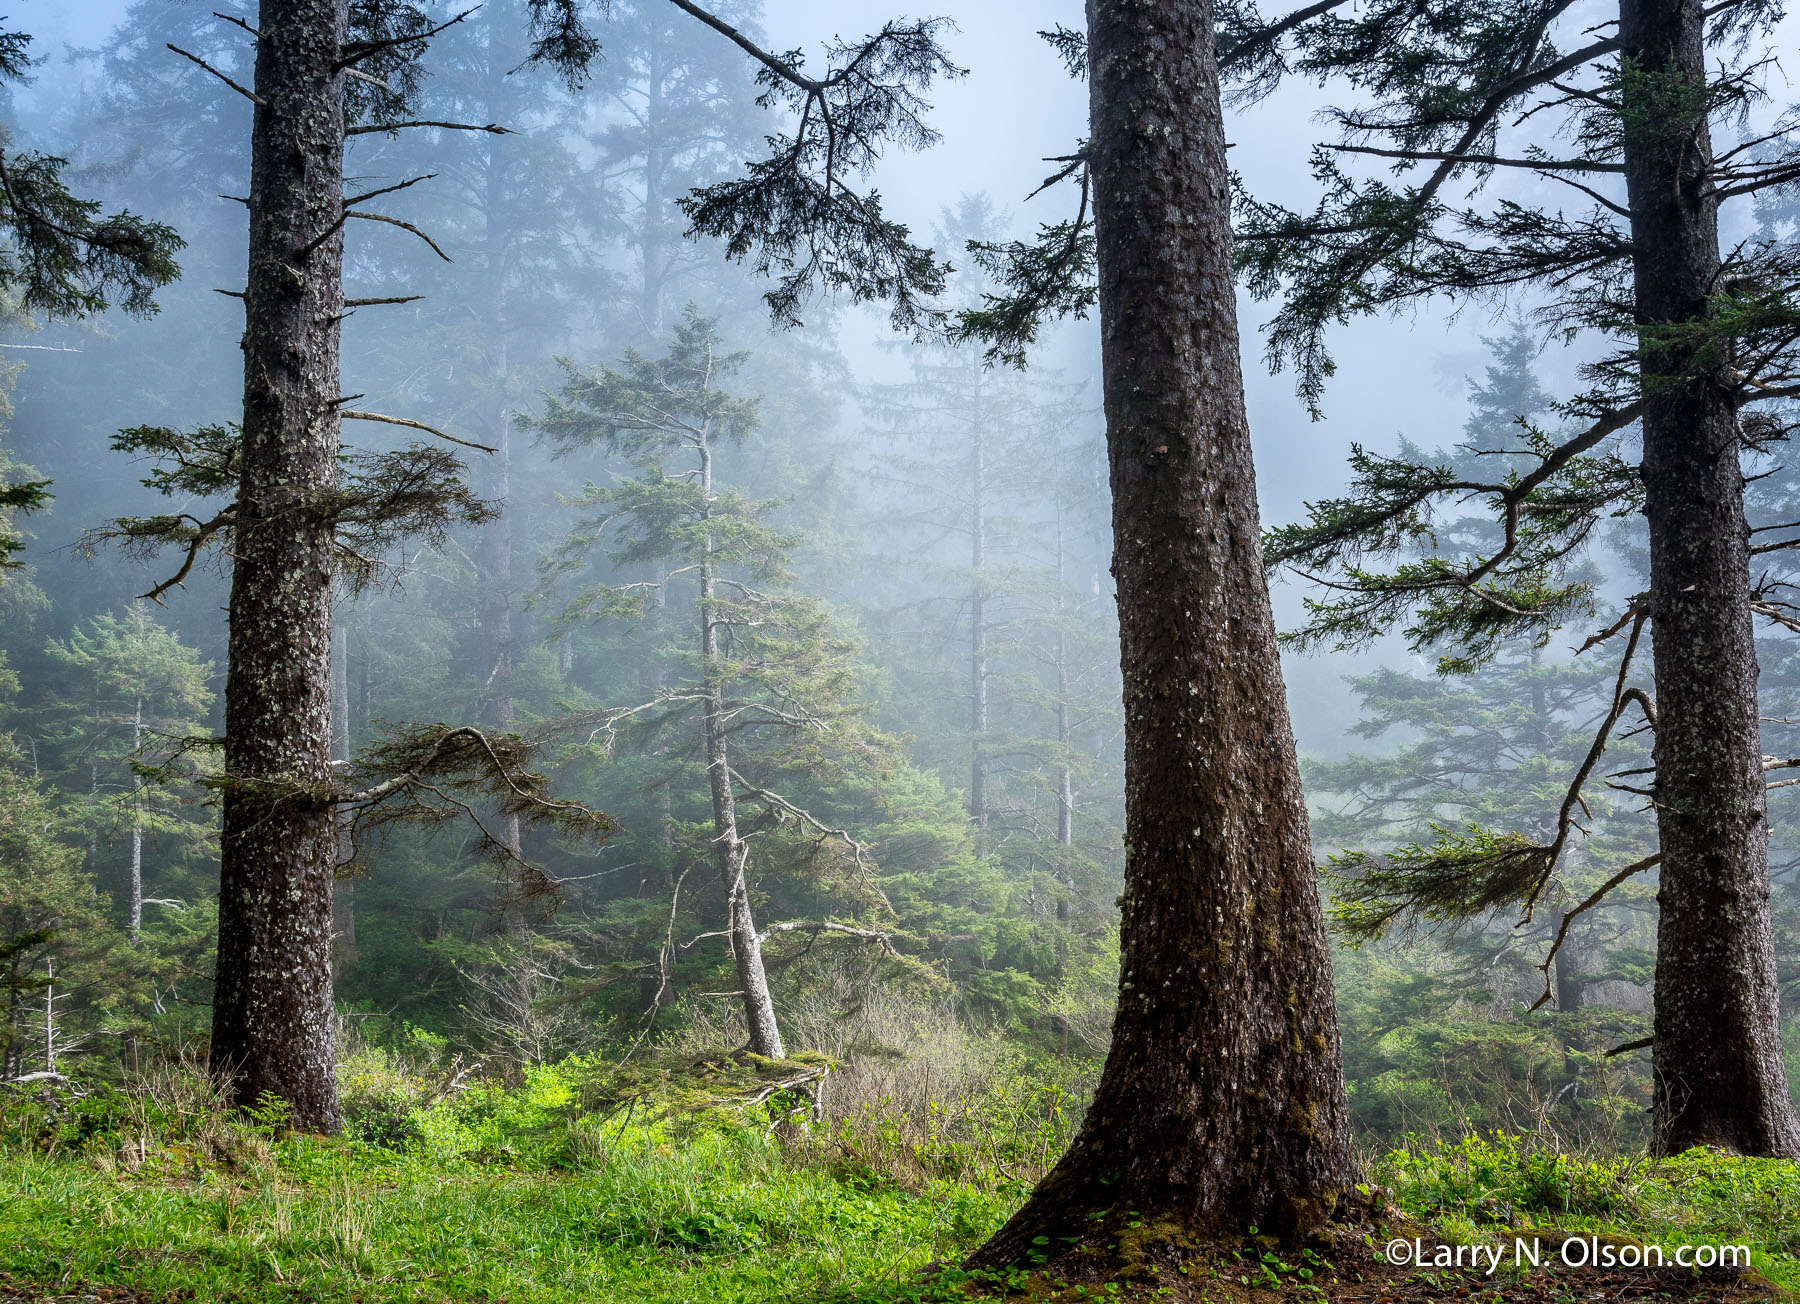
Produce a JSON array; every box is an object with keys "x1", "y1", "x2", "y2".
[{"x1": 531, "y1": 311, "x2": 900, "y2": 1057}]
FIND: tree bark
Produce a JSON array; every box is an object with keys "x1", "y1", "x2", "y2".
[
  {"x1": 971, "y1": 0, "x2": 1356, "y2": 1261},
  {"x1": 210, "y1": 0, "x2": 348, "y2": 1133},
  {"x1": 1621, "y1": 0, "x2": 1800, "y2": 1157}
]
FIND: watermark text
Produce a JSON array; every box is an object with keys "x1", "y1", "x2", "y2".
[{"x1": 1383, "y1": 1236, "x2": 1750, "y2": 1275}]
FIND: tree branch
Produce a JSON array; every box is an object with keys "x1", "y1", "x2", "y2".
[{"x1": 166, "y1": 44, "x2": 263, "y2": 104}]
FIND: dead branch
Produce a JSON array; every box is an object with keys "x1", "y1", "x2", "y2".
[
  {"x1": 341, "y1": 409, "x2": 495, "y2": 453},
  {"x1": 166, "y1": 44, "x2": 263, "y2": 104},
  {"x1": 337, "y1": 7, "x2": 479, "y2": 69},
  {"x1": 346, "y1": 209, "x2": 452, "y2": 261},
  {"x1": 345, "y1": 120, "x2": 511, "y2": 137},
  {"x1": 1528, "y1": 850, "x2": 1661, "y2": 1012}
]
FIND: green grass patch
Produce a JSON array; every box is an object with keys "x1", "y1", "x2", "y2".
[
  {"x1": 1380, "y1": 1132, "x2": 1800, "y2": 1292},
  {"x1": 0, "y1": 1122, "x2": 1015, "y2": 1303}
]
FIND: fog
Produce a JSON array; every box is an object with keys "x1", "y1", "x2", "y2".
[{"x1": 4, "y1": 0, "x2": 1539, "y2": 764}]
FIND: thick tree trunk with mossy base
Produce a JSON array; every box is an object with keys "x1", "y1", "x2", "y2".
[
  {"x1": 1622, "y1": 0, "x2": 1800, "y2": 1158},
  {"x1": 210, "y1": 0, "x2": 347, "y2": 1134},
  {"x1": 970, "y1": 0, "x2": 1356, "y2": 1264}
]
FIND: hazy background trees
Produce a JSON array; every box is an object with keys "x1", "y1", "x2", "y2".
[{"x1": 1, "y1": 0, "x2": 1798, "y2": 1179}]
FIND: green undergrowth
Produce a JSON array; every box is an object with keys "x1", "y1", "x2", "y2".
[
  {"x1": 0, "y1": 1100, "x2": 1016, "y2": 1304},
  {"x1": 1379, "y1": 1132, "x2": 1800, "y2": 1292},
  {"x1": 0, "y1": 1045, "x2": 1071, "y2": 1304},
  {"x1": 4, "y1": 1067, "x2": 1799, "y2": 1304}
]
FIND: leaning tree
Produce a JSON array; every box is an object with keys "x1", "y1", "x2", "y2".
[
  {"x1": 531, "y1": 311, "x2": 903, "y2": 1057},
  {"x1": 1228, "y1": 0, "x2": 1800, "y2": 1155}
]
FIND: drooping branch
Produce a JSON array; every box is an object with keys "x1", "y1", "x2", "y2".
[
  {"x1": 337, "y1": 723, "x2": 614, "y2": 905},
  {"x1": 341, "y1": 409, "x2": 494, "y2": 452},
  {"x1": 728, "y1": 766, "x2": 882, "y2": 885},
  {"x1": 1323, "y1": 609, "x2": 1655, "y2": 945},
  {"x1": 673, "y1": 5, "x2": 963, "y2": 333},
  {"x1": 345, "y1": 209, "x2": 452, "y2": 261}
]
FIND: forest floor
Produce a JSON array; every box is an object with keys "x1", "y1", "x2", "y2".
[{"x1": 1, "y1": 1076, "x2": 1798, "y2": 1303}]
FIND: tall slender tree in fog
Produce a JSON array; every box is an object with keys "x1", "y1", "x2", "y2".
[
  {"x1": 1239, "y1": 0, "x2": 1800, "y2": 1155},
  {"x1": 587, "y1": 0, "x2": 763, "y2": 341},
  {"x1": 532, "y1": 313, "x2": 898, "y2": 1057},
  {"x1": 40, "y1": 605, "x2": 214, "y2": 941},
  {"x1": 346, "y1": 1, "x2": 597, "y2": 867}
]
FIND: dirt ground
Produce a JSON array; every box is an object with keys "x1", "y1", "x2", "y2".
[{"x1": 956, "y1": 1224, "x2": 1776, "y2": 1304}]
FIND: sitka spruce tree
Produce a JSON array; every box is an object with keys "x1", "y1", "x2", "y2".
[
  {"x1": 99, "y1": 0, "x2": 611, "y2": 1131},
  {"x1": 978, "y1": 0, "x2": 1356, "y2": 1252},
  {"x1": 1234, "y1": 0, "x2": 1800, "y2": 1153},
  {"x1": 675, "y1": 0, "x2": 1361, "y2": 1253}
]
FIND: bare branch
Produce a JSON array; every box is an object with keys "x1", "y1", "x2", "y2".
[
  {"x1": 1528, "y1": 850, "x2": 1661, "y2": 1011},
  {"x1": 346, "y1": 209, "x2": 452, "y2": 261},
  {"x1": 341, "y1": 409, "x2": 495, "y2": 453},
  {"x1": 337, "y1": 7, "x2": 479, "y2": 69},
  {"x1": 166, "y1": 44, "x2": 263, "y2": 104},
  {"x1": 346, "y1": 120, "x2": 511, "y2": 137}
]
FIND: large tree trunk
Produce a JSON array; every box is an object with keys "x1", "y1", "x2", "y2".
[
  {"x1": 210, "y1": 0, "x2": 347, "y2": 1133},
  {"x1": 971, "y1": 0, "x2": 1356, "y2": 1261},
  {"x1": 1621, "y1": 0, "x2": 1800, "y2": 1157}
]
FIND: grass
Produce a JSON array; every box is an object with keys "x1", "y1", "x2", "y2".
[
  {"x1": 1378, "y1": 1133, "x2": 1800, "y2": 1293},
  {"x1": 5, "y1": 1064, "x2": 1800, "y2": 1304},
  {"x1": 0, "y1": 1120, "x2": 1018, "y2": 1303}
]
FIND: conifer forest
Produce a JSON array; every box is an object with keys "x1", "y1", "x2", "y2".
[{"x1": 9, "y1": 1, "x2": 1800, "y2": 1301}]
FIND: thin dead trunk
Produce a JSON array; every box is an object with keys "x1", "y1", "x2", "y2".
[
  {"x1": 972, "y1": 0, "x2": 1356, "y2": 1260},
  {"x1": 970, "y1": 375, "x2": 989, "y2": 835},
  {"x1": 1621, "y1": 0, "x2": 1800, "y2": 1156},
  {"x1": 330, "y1": 615, "x2": 356, "y2": 973},
  {"x1": 211, "y1": 0, "x2": 348, "y2": 1133},
  {"x1": 128, "y1": 694, "x2": 143, "y2": 940},
  {"x1": 696, "y1": 428, "x2": 784, "y2": 1058}
]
